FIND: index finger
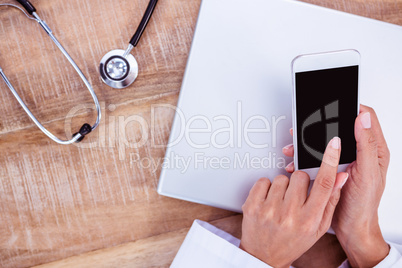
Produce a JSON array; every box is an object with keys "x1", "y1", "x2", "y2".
[{"x1": 305, "y1": 137, "x2": 341, "y2": 211}]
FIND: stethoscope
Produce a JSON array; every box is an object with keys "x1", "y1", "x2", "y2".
[
  {"x1": 99, "y1": 0, "x2": 158, "y2": 89},
  {"x1": 0, "y1": 0, "x2": 158, "y2": 144},
  {"x1": 0, "y1": 0, "x2": 101, "y2": 144}
]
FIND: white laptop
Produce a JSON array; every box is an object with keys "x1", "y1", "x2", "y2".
[{"x1": 158, "y1": 0, "x2": 402, "y2": 243}]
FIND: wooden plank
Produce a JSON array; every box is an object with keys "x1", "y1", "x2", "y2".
[
  {"x1": 33, "y1": 215, "x2": 347, "y2": 268},
  {"x1": 33, "y1": 215, "x2": 243, "y2": 268},
  {"x1": 0, "y1": 91, "x2": 237, "y2": 267},
  {"x1": 0, "y1": 0, "x2": 401, "y2": 267}
]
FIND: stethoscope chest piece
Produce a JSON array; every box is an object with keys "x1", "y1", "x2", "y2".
[
  {"x1": 99, "y1": 49, "x2": 138, "y2": 89},
  {"x1": 99, "y1": 0, "x2": 158, "y2": 89}
]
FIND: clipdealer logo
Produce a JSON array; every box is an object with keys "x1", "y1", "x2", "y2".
[
  {"x1": 130, "y1": 151, "x2": 286, "y2": 174},
  {"x1": 64, "y1": 101, "x2": 289, "y2": 173},
  {"x1": 301, "y1": 100, "x2": 339, "y2": 160}
]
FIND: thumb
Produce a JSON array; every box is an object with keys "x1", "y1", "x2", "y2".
[
  {"x1": 319, "y1": 172, "x2": 349, "y2": 234},
  {"x1": 355, "y1": 112, "x2": 379, "y2": 169}
]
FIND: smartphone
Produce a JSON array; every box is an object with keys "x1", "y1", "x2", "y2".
[{"x1": 291, "y1": 50, "x2": 360, "y2": 179}]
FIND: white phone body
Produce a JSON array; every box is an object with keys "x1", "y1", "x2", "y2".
[{"x1": 291, "y1": 50, "x2": 360, "y2": 179}]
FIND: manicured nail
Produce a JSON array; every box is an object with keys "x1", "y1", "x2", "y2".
[
  {"x1": 341, "y1": 173, "x2": 349, "y2": 188},
  {"x1": 285, "y1": 162, "x2": 294, "y2": 170},
  {"x1": 283, "y1": 144, "x2": 293, "y2": 150},
  {"x1": 331, "y1": 137, "x2": 341, "y2": 149},
  {"x1": 361, "y1": 112, "x2": 371, "y2": 129}
]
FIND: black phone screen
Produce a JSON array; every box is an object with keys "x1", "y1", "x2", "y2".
[{"x1": 295, "y1": 65, "x2": 358, "y2": 169}]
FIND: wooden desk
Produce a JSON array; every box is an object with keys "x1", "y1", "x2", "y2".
[{"x1": 0, "y1": 0, "x2": 401, "y2": 267}]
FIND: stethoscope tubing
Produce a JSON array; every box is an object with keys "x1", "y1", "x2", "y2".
[
  {"x1": 0, "y1": 3, "x2": 101, "y2": 144},
  {"x1": 0, "y1": 67, "x2": 83, "y2": 144},
  {"x1": 35, "y1": 13, "x2": 101, "y2": 133},
  {"x1": 129, "y1": 0, "x2": 159, "y2": 47}
]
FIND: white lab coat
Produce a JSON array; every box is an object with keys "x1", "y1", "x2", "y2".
[{"x1": 171, "y1": 220, "x2": 402, "y2": 268}]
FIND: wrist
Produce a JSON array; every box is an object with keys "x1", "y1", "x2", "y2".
[
  {"x1": 337, "y1": 222, "x2": 389, "y2": 267},
  {"x1": 239, "y1": 243, "x2": 291, "y2": 268}
]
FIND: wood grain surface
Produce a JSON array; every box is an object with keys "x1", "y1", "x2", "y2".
[
  {"x1": 34, "y1": 215, "x2": 347, "y2": 268},
  {"x1": 0, "y1": 0, "x2": 401, "y2": 267}
]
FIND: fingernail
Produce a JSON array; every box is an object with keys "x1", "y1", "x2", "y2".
[
  {"x1": 331, "y1": 137, "x2": 341, "y2": 149},
  {"x1": 341, "y1": 173, "x2": 349, "y2": 188},
  {"x1": 285, "y1": 162, "x2": 294, "y2": 170},
  {"x1": 283, "y1": 144, "x2": 292, "y2": 150},
  {"x1": 361, "y1": 112, "x2": 371, "y2": 129}
]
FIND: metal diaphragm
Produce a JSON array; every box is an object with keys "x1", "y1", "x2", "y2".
[{"x1": 99, "y1": 49, "x2": 138, "y2": 89}]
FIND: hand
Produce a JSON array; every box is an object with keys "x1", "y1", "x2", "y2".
[
  {"x1": 282, "y1": 105, "x2": 390, "y2": 267},
  {"x1": 333, "y1": 106, "x2": 390, "y2": 267},
  {"x1": 240, "y1": 137, "x2": 348, "y2": 268}
]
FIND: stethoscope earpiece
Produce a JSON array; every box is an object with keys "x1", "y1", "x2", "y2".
[{"x1": 99, "y1": 0, "x2": 158, "y2": 89}]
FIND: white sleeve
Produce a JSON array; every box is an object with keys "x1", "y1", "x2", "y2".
[
  {"x1": 337, "y1": 242, "x2": 402, "y2": 268},
  {"x1": 171, "y1": 220, "x2": 402, "y2": 268},
  {"x1": 171, "y1": 220, "x2": 275, "y2": 268},
  {"x1": 373, "y1": 242, "x2": 402, "y2": 267}
]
